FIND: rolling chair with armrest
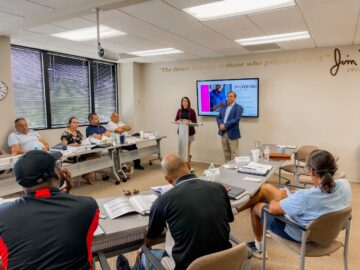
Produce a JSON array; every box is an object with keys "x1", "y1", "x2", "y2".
[
  {"x1": 261, "y1": 206, "x2": 352, "y2": 270},
  {"x1": 278, "y1": 145, "x2": 319, "y2": 187},
  {"x1": 141, "y1": 234, "x2": 252, "y2": 270}
]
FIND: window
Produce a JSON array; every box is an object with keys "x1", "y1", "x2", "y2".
[
  {"x1": 11, "y1": 46, "x2": 118, "y2": 129},
  {"x1": 11, "y1": 47, "x2": 47, "y2": 128},
  {"x1": 93, "y1": 61, "x2": 117, "y2": 123},
  {"x1": 48, "y1": 54, "x2": 91, "y2": 127}
]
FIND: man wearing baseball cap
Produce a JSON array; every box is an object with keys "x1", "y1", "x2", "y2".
[{"x1": 0, "y1": 150, "x2": 99, "y2": 270}]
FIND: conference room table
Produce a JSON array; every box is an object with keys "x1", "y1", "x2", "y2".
[
  {"x1": 91, "y1": 144, "x2": 295, "y2": 258},
  {"x1": 0, "y1": 134, "x2": 166, "y2": 197}
]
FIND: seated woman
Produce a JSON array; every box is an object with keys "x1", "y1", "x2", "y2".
[
  {"x1": 235, "y1": 149, "x2": 351, "y2": 259},
  {"x1": 61, "y1": 117, "x2": 95, "y2": 185}
]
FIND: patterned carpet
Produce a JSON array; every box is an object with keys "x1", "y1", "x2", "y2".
[{"x1": 71, "y1": 158, "x2": 360, "y2": 270}]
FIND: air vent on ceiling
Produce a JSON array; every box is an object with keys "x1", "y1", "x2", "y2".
[{"x1": 243, "y1": 43, "x2": 281, "y2": 52}]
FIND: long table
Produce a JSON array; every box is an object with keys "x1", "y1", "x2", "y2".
[
  {"x1": 91, "y1": 145, "x2": 295, "y2": 257},
  {"x1": 0, "y1": 135, "x2": 166, "y2": 197}
]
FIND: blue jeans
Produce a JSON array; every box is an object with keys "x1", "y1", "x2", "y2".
[{"x1": 133, "y1": 249, "x2": 166, "y2": 270}]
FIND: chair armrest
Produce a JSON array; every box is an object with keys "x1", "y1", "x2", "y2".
[
  {"x1": 95, "y1": 251, "x2": 111, "y2": 270},
  {"x1": 263, "y1": 207, "x2": 307, "y2": 231},
  {"x1": 141, "y1": 245, "x2": 167, "y2": 270}
]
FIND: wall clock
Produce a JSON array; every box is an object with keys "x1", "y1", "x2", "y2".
[{"x1": 0, "y1": 81, "x2": 9, "y2": 101}]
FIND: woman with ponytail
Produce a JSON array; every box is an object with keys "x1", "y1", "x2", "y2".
[{"x1": 235, "y1": 149, "x2": 352, "y2": 258}]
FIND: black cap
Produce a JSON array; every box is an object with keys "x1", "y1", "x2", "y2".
[{"x1": 14, "y1": 150, "x2": 63, "y2": 188}]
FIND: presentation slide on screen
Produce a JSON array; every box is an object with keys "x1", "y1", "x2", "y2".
[{"x1": 197, "y1": 79, "x2": 259, "y2": 117}]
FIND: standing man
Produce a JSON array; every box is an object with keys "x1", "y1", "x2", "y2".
[
  {"x1": 107, "y1": 112, "x2": 144, "y2": 170},
  {"x1": 8, "y1": 118, "x2": 49, "y2": 155},
  {"x1": 217, "y1": 91, "x2": 243, "y2": 162},
  {"x1": 86, "y1": 112, "x2": 112, "y2": 138},
  {"x1": 0, "y1": 150, "x2": 99, "y2": 269},
  {"x1": 117, "y1": 153, "x2": 234, "y2": 270}
]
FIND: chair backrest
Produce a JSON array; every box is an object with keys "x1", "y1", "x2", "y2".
[
  {"x1": 187, "y1": 242, "x2": 248, "y2": 270},
  {"x1": 307, "y1": 206, "x2": 352, "y2": 246},
  {"x1": 296, "y1": 145, "x2": 319, "y2": 162}
]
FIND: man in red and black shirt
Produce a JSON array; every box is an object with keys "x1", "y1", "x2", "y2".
[{"x1": 0, "y1": 150, "x2": 99, "y2": 270}]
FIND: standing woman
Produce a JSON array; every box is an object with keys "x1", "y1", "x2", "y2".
[
  {"x1": 175, "y1": 97, "x2": 197, "y2": 166},
  {"x1": 61, "y1": 117, "x2": 94, "y2": 185}
]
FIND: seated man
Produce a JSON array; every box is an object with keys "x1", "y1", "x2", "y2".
[
  {"x1": 86, "y1": 112, "x2": 112, "y2": 139},
  {"x1": 8, "y1": 118, "x2": 49, "y2": 155},
  {"x1": 107, "y1": 112, "x2": 144, "y2": 170},
  {"x1": 235, "y1": 149, "x2": 352, "y2": 259},
  {"x1": 117, "y1": 153, "x2": 234, "y2": 270},
  {"x1": 0, "y1": 150, "x2": 99, "y2": 269}
]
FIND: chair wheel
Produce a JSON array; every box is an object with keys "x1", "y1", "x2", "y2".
[
  {"x1": 115, "y1": 180, "x2": 120, "y2": 185},
  {"x1": 149, "y1": 161, "x2": 153, "y2": 165}
]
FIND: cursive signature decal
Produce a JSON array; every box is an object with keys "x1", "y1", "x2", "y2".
[{"x1": 330, "y1": 48, "x2": 357, "y2": 76}]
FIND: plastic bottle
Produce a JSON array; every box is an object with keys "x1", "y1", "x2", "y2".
[
  {"x1": 264, "y1": 146, "x2": 270, "y2": 161},
  {"x1": 208, "y1": 163, "x2": 216, "y2": 181},
  {"x1": 33, "y1": 141, "x2": 41, "y2": 150}
]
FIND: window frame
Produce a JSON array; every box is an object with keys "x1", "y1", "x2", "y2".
[{"x1": 11, "y1": 45, "x2": 118, "y2": 130}]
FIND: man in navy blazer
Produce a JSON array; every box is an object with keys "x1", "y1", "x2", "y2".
[{"x1": 216, "y1": 91, "x2": 243, "y2": 162}]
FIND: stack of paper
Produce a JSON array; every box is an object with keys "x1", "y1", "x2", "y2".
[{"x1": 238, "y1": 162, "x2": 273, "y2": 176}]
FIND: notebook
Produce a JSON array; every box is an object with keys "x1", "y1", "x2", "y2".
[{"x1": 226, "y1": 185, "x2": 247, "y2": 200}]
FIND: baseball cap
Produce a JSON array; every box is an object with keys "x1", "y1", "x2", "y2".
[{"x1": 14, "y1": 150, "x2": 63, "y2": 188}]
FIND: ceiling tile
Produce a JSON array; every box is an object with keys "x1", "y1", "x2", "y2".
[
  {"x1": 0, "y1": 0, "x2": 52, "y2": 16},
  {"x1": 52, "y1": 17, "x2": 95, "y2": 29},
  {"x1": 26, "y1": 24, "x2": 67, "y2": 35},
  {"x1": 29, "y1": 0, "x2": 86, "y2": 9},
  {"x1": 120, "y1": 0, "x2": 235, "y2": 50},
  {"x1": 249, "y1": 6, "x2": 308, "y2": 34},
  {"x1": 204, "y1": 15, "x2": 264, "y2": 40},
  {"x1": 0, "y1": 11, "x2": 23, "y2": 26}
]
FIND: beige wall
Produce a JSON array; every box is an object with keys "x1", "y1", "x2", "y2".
[
  {"x1": 0, "y1": 36, "x2": 15, "y2": 150},
  {"x1": 137, "y1": 45, "x2": 360, "y2": 181}
]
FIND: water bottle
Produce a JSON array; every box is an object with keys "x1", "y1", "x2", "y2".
[
  {"x1": 208, "y1": 163, "x2": 216, "y2": 181},
  {"x1": 264, "y1": 146, "x2": 270, "y2": 161}
]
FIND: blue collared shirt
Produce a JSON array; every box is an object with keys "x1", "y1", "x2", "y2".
[
  {"x1": 8, "y1": 130, "x2": 43, "y2": 151},
  {"x1": 224, "y1": 103, "x2": 234, "y2": 123},
  {"x1": 86, "y1": 125, "x2": 107, "y2": 137}
]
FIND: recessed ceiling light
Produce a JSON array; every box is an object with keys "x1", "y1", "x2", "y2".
[
  {"x1": 129, "y1": 48, "x2": 183, "y2": 57},
  {"x1": 52, "y1": 25, "x2": 126, "y2": 41},
  {"x1": 235, "y1": 31, "x2": 311, "y2": 46},
  {"x1": 183, "y1": 0, "x2": 296, "y2": 21}
]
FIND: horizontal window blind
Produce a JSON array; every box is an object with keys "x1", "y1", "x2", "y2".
[
  {"x1": 48, "y1": 54, "x2": 91, "y2": 127},
  {"x1": 92, "y1": 61, "x2": 117, "y2": 122},
  {"x1": 11, "y1": 47, "x2": 47, "y2": 129}
]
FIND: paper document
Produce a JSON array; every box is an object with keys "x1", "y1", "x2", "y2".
[
  {"x1": 151, "y1": 184, "x2": 173, "y2": 195},
  {"x1": 238, "y1": 162, "x2": 273, "y2": 176},
  {"x1": 103, "y1": 194, "x2": 158, "y2": 219}
]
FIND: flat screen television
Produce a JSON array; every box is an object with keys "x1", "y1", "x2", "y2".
[{"x1": 196, "y1": 78, "x2": 259, "y2": 117}]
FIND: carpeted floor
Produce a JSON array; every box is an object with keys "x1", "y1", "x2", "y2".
[{"x1": 71, "y1": 158, "x2": 360, "y2": 270}]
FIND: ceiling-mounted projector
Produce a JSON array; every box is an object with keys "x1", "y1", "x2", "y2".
[
  {"x1": 98, "y1": 46, "x2": 119, "y2": 61},
  {"x1": 96, "y1": 8, "x2": 120, "y2": 61}
]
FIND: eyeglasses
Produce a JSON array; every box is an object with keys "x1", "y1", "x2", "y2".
[{"x1": 123, "y1": 189, "x2": 140, "y2": 196}]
